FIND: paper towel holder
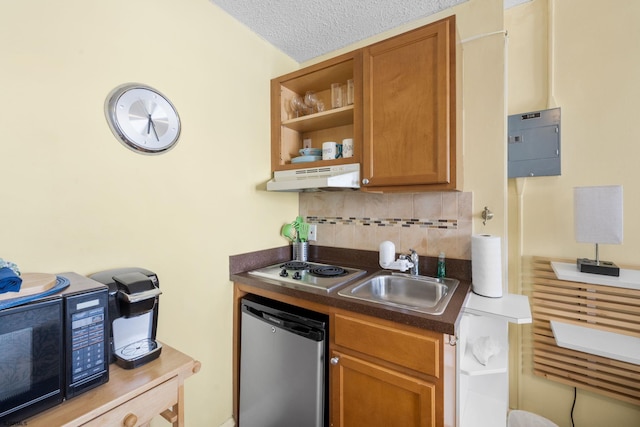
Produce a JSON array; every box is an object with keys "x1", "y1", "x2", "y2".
[{"x1": 481, "y1": 206, "x2": 494, "y2": 225}]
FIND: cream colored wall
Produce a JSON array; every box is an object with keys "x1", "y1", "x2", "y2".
[
  {"x1": 506, "y1": 1, "x2": 640, "y2": 426},
  {"x1": 0, "y1": 0, "x2": 298, "y2": 425}
]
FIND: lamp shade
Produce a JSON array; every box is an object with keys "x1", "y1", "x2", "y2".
[{"x1": 574, "y1": 185, "x2": 623, "y2": 244}]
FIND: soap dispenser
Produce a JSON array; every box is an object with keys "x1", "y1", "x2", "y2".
[{"x1": 437, "y1": 252, "x2": 446, "y2": 278}]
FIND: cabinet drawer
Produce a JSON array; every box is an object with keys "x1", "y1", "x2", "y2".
[
  {"x1": 83, "y1": 376, "x2": 178, "y2": 426},
  {"x1": 334, "y1": 313, "x2": 440, "y2": 377}
]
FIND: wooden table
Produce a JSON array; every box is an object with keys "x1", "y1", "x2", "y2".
[{"x1": 27, "y1": 343, "x2": 200, "y2": 427}]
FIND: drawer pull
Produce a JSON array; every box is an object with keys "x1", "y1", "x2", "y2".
[
  {"x1": 123, "y1": 413, "x2": 138, "y2": 427},
  {"x1": 330, "y1": 356, "x2": 340, "y2": 365},
  {"x1": 161, "y1": 409, "x2": 178, "y2": 423}
]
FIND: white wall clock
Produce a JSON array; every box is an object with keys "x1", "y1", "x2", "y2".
[{"x1": 105, "y1": 83, "x2": 181, "y2": 154}]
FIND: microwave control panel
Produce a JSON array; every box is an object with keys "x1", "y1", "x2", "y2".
[{"x1": 64, "y1": 287, "x2": 109, "y2": 399}]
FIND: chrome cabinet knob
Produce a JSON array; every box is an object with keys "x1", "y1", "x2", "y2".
[
  {"x1": 330, "y1": 356, "x2": 340, "y2": 365},
  {"x1": 362, "y1": 178, "x2": 370, "y2": 185}
]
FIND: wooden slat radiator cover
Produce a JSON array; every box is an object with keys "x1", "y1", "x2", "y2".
[{"x1": 522, "y1": 256, "x2": 640, "y2": 406}]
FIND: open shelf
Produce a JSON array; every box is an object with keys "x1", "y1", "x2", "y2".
[
  {"x1": 551, "y1": 261, "x2": 640, "y2": 290},
  {"x1": 460, "y1": 343, "x2": 508, "y2": 376},
  {"x1": 463, "y1": 292, "x2": 531, "y2": 324},
  {"x1": 282, "y1": 105, "x2": 353, "y2": 132},
  {"x1": 551, "y1": 320, "x2": 640, "y2": 365}
]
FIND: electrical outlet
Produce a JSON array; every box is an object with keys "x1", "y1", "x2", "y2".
[{"x1": 308, "y1": 224, "x2": 318, "y2": 241}]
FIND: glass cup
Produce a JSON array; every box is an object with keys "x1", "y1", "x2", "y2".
[
  {"x1": 304, "y1": 91, "x2": 318, "y2": 114},
  {"x1": 331, "y1": 83, "x2": 343, "y2": 108},
  {"x1": 346, "y1": 79, "x2": 354, "y2": 105},
  {"x1": 290, "y1": 95, "x2": 305, "y2": 118}
]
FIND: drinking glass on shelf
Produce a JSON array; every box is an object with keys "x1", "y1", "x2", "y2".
[
  {"x1": 331, "y1": 83, "x2": 343, "y2": 108},
  {"x1": 304, "y1": 90, "x2": 318, "y2": 114},
  {"x1": 290, "y1": 95, "x2": 305, "y2": 118},
  {"x1": 346, "y1": 79, "x2": 354, "y2": 105}
]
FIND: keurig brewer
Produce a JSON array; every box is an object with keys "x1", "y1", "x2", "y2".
[{"x1": 90, "y1": 268, "x2": 162, "y2": 369}]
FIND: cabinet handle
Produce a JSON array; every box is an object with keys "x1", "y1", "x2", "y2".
[
  {"x1": 123, "y1": 413, "x2": 138, "y2": 427},
  {"x1": 330, "y1": 356, "x2": 340, "y2": 365},
  {"x1": 362, "y1": 178, "x2": 369, "y2": 185}
]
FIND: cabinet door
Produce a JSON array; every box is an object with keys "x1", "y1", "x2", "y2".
[
  {"x1": 362, "y1": 16, "x2": 456, "y2": 191},
  {"x1": 330, "y1": 351, "x2": 436, "y2": 427}
]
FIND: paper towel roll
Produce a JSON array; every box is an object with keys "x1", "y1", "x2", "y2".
[{"x1": 471, "y1": 234, "x2": 503, "y2": 298}]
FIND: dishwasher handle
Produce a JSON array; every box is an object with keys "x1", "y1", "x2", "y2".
[{"x1": 242, "y1": 303, "x2": 325, "y2": 342}]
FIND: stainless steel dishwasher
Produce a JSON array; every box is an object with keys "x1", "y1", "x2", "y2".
[{"x1": 239, "y1": 295, "x2": 328, "y2": 427}]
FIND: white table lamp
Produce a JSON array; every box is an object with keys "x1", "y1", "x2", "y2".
[{"x1": 574, "y1": 185, "x2": 623, "y2": 276}]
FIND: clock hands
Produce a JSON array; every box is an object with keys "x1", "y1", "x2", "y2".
[
  {"x1": 148, "y1": 114, "x2": 160, "y2": 142},
  {"x1": 140, "y1": 100, "x2": 160, "y2": 142}
]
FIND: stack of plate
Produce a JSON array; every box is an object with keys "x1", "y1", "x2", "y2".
[{"x1": 291, "y1": 148, "x2": 322, "y2": 164}]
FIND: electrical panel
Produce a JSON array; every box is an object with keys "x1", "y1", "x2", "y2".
[{"x1": 508, "y1": 107, "x2": 561, "y2": 178}]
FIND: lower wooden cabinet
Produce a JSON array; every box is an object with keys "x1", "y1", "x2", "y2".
[
  {"x1": 330, "y1": 351, "x2": 436, "y2": 427},
  {"x1": 330, "y1": 311, "x2": 446, "y2": 427}
]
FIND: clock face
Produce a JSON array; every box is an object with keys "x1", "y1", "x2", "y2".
[{"x1": 105, "y1": 84, "x2": 181, "y2": 154}]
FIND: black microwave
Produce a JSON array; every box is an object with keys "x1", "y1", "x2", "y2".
[{"x1": 0, "y1": 272, "x2": 109, "y2": 424}]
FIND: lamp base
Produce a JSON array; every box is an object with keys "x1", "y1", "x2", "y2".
[{"x1": 577, "y1": 258, "x2": 620, "y2": 277}]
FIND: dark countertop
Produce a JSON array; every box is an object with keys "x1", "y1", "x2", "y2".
[{"x1": 229, "y1": 245, "x2": 471, "y2": 335}]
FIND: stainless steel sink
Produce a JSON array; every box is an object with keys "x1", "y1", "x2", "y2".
[{"x1": 337, "y1": 271, "x2": 459, "y2": 315}]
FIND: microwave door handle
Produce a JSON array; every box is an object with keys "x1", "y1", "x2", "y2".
[{"x1": 120, "y1": 287, "x2": 162, "y2": 303}]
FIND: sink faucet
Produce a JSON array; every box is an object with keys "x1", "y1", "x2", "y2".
[
  {"x1": 379, "y1": 241, "x2": 416, "y2": 273},
  {"x1": 409, "y1": 249, "x2": 419, "y2": 276}
]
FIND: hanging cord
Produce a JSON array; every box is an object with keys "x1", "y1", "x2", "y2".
[{"x1": 570, "y1": 387, "x2": 577, "y2": 427}]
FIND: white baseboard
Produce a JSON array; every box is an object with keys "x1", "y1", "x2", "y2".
[{"x1": 220, "y1": 417, "x2": 235, "y2": 427}]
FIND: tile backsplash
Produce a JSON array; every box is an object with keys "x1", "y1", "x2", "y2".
[{"x1": 300, "y1": 191, "x2": 472, "y2": 260}]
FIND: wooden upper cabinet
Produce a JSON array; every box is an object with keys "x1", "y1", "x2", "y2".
[
  {"x1": 362, "y1": 16, "x2": 456, "y2": 192},
  {"x1": 269, "y1": 16, "x2": 457, "y2": 191}
]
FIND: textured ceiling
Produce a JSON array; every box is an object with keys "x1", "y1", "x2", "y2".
[{"x1": 209, "y1": 0, "x2": 531, "y2": 63}]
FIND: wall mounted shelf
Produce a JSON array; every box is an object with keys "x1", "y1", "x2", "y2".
[
  {"x1": 551, "y1": 261, "x2": 640, "y2": 290},
  {"x1": 550, "y1": 320, "x2": 640, "y2": 365}
]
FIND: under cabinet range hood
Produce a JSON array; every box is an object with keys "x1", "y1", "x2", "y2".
[{"x1": 267, "y1": 163, "x2": 360, "y2": 192}]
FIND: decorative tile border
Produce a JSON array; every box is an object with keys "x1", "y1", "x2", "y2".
[{"x1": 306, "y1": 216, "x2": 458, "y2": 229}]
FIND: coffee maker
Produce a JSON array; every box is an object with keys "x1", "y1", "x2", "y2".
[{"x1": 90, "y1": 267, "x2": 162, "y2": 369}]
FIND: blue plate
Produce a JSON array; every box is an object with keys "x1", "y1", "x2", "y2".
[
  {"x1": 299, "y1": 148, "x2": 322, "y2": 156},
  {"x1": 292, "y1": 155, "x2": 322, "y2": 164},
  {"x1": 0, "y1": 276, "x2": 70, "y2": 310}
]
